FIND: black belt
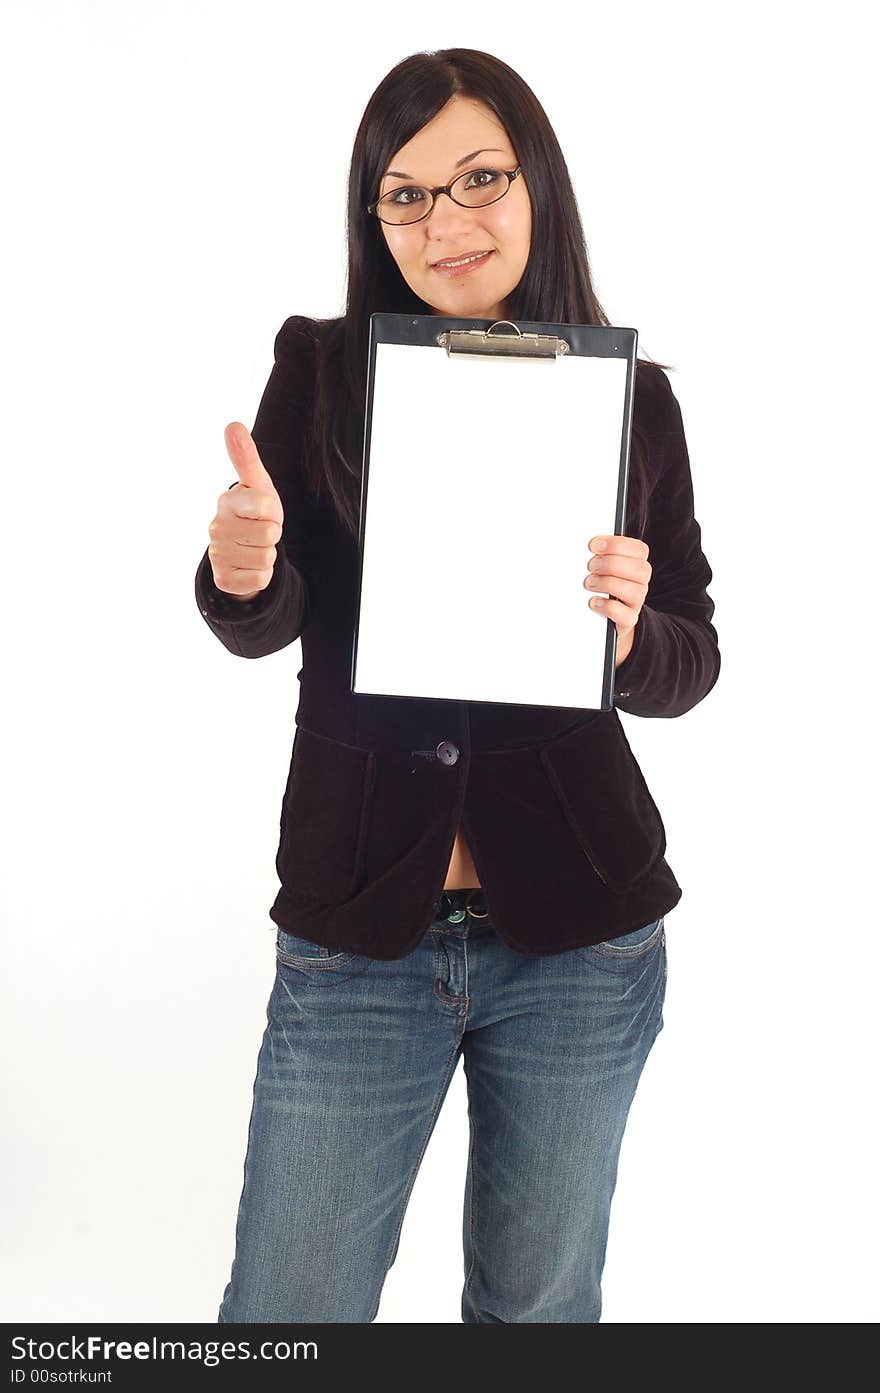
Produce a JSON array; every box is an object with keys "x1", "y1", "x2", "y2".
[{"x1": 433, "y1": 888, "x2": 490, "y2": 921}]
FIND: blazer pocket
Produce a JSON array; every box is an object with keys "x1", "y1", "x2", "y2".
[
  {"x1": 277, "y1": 725, "x2": 376, "y2": 903},
  {"x1": 539, "y1": 712, "x2": 666, "y2": 891}
]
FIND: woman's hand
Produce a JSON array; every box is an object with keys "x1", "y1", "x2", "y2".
[
  {"x1": 207, "y1": 423, "x2": 285, "y2": 601},
  {"x1": 585, "y1": 535, "x2": 652, "y2": 665}
]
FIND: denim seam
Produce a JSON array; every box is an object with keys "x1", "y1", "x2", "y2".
[
  {"x1": 276, "y1": 947, "x2": 357, "y2": 971},
  {"x1": 591, "y1": 918, "x2": 664, "y2": 959},
  {"x1": 217, "y1": 1032, "x2": 267, "y2": 1321},
  {"x1": 368, "y1": 1031, "x2": 465, "y2": 1323},
  {"x1": 463, "y1": 1084, "x2": 481, "y2": 1312},
  {"x1": 431, "y1": 931, "x2": 469, "y2": 1006}
]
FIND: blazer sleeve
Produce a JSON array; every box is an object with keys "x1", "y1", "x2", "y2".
[
  {"x1": 194, "y1": 315, "x2": 320, "y2": 659},
  {"x1": 612, "y1": 373, "x2": 721, "y2": 718}
]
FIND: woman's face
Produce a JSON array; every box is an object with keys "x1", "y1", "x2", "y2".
[{"x1": 377, "y1": 95, "x2": 531, "y2": 320}]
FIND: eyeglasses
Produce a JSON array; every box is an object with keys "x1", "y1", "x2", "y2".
[{"x1": 367, "y1": 164, "x2": 522, "y2": 226}]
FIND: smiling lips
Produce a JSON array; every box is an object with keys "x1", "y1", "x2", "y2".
[
  {"x1": 432, "y1": 249, "x2": 492, "y2": 266},
  {"x1": 430, "y1": 249, "x2": 495, "y2": 277}
]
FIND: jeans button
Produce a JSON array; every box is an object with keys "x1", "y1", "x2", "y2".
[{"x1": 436, "y1": 741, "x2": 459, "y2": 765}]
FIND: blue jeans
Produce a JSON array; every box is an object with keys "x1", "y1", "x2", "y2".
[{"x1": 217, "y1": 891, "x2": 667, "y2": 1323}]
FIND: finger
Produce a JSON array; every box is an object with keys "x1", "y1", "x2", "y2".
[
  {"x1": 223, "y1": 423, "x2": 283, "y2": 523},
  {"x1": 589, "y1": 535, "x2": 650, "y2": 560},
  {"x1": 589, "y1": 595, "x2": 639, "y2": 624},
  {"x1": 587, "y1": 553, "x2": 652, "y2": 583},
  {"x1": 207, "y1": 536, "x2": 277, "y2": 590},
  {"x1": 225, "y1": 422, "x2": 274, "y2": 492},
  {"x1": 584, "y1": 574, "x2": 646, "y2": 607},
  {"x1": 211, "y1": 510, "x2": 283, "y2": 552}
]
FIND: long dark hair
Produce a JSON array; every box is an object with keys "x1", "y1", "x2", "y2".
[{"x1": 304, "y1": 48, "x2": 672, "y2": 543}]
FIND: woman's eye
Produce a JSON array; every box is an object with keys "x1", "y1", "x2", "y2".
[
  {"x1": 464, "y1": 168, "x2": 500, "y2": 189},
  {"x1": 391, "y1": 187, "x2": 424, "y2": 205}
]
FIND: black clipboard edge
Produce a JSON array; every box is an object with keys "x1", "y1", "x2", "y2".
[{"x1": 351, "y1": 314, "x2": 639, "y2": 714}]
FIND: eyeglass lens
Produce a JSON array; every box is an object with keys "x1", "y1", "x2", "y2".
[{"x1": 376, "y1": 168, "x2": 511, "y2": 225}]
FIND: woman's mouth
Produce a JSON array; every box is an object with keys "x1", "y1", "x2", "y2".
[{"x1": 430, "y1": 249, "x2": 495, "y2": 279}]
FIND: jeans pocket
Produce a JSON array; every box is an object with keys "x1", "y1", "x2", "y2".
[
  {"x1": 591, "y1": 915, "x2": 665, "y2": 958},
  {"x1": 275, "y1": 927, "x2": 357, "y2": 971}
]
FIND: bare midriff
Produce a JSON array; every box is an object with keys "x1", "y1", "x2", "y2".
[{"x1": 443, "y1": 822, "x2": 481, "y2": 890}]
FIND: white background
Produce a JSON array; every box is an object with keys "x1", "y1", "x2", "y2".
[{"x1": 2, "y1": 0, "x2": 877, "y2": 1324}]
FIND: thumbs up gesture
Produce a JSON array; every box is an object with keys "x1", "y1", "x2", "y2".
[{"x1": 207, "y1": 423, "x2": 285, "y2": 601}]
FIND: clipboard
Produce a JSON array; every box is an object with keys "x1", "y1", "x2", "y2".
[{"x1": 350, "y1": 313, "x2": 638, "y2": 712}]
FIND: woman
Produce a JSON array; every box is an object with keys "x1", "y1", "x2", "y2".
[{"x1": 196, "y1": 48, "x2": 720, "y2": 1323}]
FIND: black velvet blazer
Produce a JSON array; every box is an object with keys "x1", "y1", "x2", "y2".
[{"x1": 195, "y1": 315, "x2": 720, "y2": 959}]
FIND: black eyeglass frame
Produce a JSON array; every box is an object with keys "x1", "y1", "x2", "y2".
[{"x1": 366, "y1": 164, "x2": 522, "y2": 225}]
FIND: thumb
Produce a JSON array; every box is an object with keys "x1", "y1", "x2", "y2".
[{"x1": 224, "y1": 422, "x2": 275, "y2": 492}]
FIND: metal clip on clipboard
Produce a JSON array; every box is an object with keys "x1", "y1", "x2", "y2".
[{"x1": 436, "y1": 319, "x2": 571, "y2": 359}]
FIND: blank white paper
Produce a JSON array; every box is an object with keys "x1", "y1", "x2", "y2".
[{"x1": 352, "y1": 340, "x2": 629, "y2": 709}]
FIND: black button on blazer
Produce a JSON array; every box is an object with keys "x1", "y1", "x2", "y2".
[{"x1": 195, "y1": 315, "x2": 720, "y2": 960}]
